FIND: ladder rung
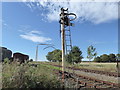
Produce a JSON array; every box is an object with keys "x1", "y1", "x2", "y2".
[
  {"x1": 66, "y1": 45, "x2": 72, "y2": 46},
  {"x1": 65, "y1": 35, "x2": 71, "y2": 36},
  {"x1": 65, "y1": 30, "x2": 70, "y2": 31}
]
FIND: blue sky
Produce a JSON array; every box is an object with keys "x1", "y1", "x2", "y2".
[{"x1": 2, "y1": 1, "x2": 118, "y2": 61}]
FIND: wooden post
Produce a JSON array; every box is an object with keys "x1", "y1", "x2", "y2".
[{"x1": 61, "y1": 8, "x2": 65, "y2": 84}]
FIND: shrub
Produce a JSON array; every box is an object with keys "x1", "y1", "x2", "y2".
[
  {"x1": 2, "y1": 63, "x2": 62, "y2": 88},
  {"x1": 4, "y1": 58, "x2": 10, "y2": 64},
  {"x1": 29, "y1": 59, "x2": 33, "y2": 62}
]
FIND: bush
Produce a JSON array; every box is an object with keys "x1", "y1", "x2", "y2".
[
  {"x1": 4, "y1": 58, "x2": 10, "y2": 64},
  {"x1": 29, "y1": 59, "x2": 33, "y2": 62},
  {"x1": 2, "y1": 63, "x2": 62, "y2": 88}
]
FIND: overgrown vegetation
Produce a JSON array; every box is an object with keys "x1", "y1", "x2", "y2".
[{"x1": 2, "y1": 62, "x2": 62, "y2": 88}]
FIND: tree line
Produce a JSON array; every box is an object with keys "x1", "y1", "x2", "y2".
[
  {"x1": 46, "y1": 45, "x2": 120, "y2": 63},
  {"x1": 93, "y1": 54, "x2": 120, "y2": 62},
  {"x1": 46, "y1": 46, "x2": 83, "y2": 64}
]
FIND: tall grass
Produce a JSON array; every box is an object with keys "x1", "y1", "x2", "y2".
[{"x1": 2, "y1": 62, "x2": 62, "y2": 88}]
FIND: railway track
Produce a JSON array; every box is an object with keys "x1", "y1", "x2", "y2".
[
  {"x1": 30, "y1": 63, "x2": 119, "y2": 88},
  {"x1": 55, "y1": 70, "x2": 120, "y2": 88},
  {"x1": 46, "y1": 63, "x2": 119, "y2": 77}
]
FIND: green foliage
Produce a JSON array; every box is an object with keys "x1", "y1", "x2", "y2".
[
  {"x1": 46, "y1": 46, "x2": 83, "y2": 64},
  {"x1": 46, "y1": 52, "x2": 53, "y2": 62},
  {"x1": 66, "y1": 46, "x2": 83, "y2": 64},
  {"x1": 116, "y1": 54, "x2": 120, "y2": 58},
  {"x1": 87, "y1": 45, "x2": 97, "y2": 62},
  {"x1": 116, "y1": 54, "x2": 120, "y2": 62},
  {"x1": 109, "y1": 53, "x2": 116, "y2": 62},
  {"x1": 52, "y1": 50, "x2": 62, "y2": 62},
  {"x1": 2, "y1": 63, "x2": 61, "y2": 88},
  {"x1": 99, "y1": 54, "x2": 110, "y2": 62},
  {"x1": 66, "y1": 54, "x2": 72, "y2": 64},
  {"x1": 46, "y1": 49, "x2": 62, "y2": 62},
  {"x1": 4, "y1": 58, "x2": 10, "y2": 64},
  {"x1": 93, "y1": 56, "x2": 102, "y2": 62},
  {"x1": 93, "y1": 53, "x2": 118, "y2": 62}
]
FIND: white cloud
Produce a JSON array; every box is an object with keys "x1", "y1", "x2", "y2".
[
  {"x1": 20, "y1": 30, "x2": 52, "y2": 43},
  {"x1": 22, "y1": 0, "x2": 118, "y2": 24},
  {"x1": 29, "y1": 30, "x2": 42, "y2": 34}
]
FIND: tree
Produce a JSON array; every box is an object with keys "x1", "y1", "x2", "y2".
[
  {"x1": 116, "y1": 54, "x2": 120, "y2": 58},
  {"x1": 87, "y1": 45, "x2": 97, "y2": 62},
  {"x1": 52, "y1": 50, "x2": 62, "y2": 62},
  {"x1": 109, "y1": 53, "x2": 116, "y2": 62},
  {"x1": 46, "y1": 49, "x2": 62, "y2": 62},
  {"x1": 93, "y1": 56, "x2": 102, "y2": 62},
  {"x1": 100, "y1": 54, "x2": 110, "y2": 62},
  {"x1": 66, "y1": 54, "x2": 72, "y2": 64},
  {"x1": 66, "y1": 46, "x2": 83, "y2": 64},
  {"x1": 46, "y1": 52, "x2": 54, "y2": 62},
  {"x1": 116, "y1": 54, "x2": 120, "y2": 62}
]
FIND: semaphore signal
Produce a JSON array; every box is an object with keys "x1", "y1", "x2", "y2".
[{"x1": 59, "y1": 7, "x2": 77, "y2": 85}]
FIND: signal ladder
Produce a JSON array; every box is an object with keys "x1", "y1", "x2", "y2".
[
  {"x1": 65, "y1": 26, "x2": 72, "y2": 55},
  {"x1": 64, "y1": 14, "x2": 73, "y2": 73},
  {"x1": 65, "y1": 10, "x2": 72, "y2": 55}
]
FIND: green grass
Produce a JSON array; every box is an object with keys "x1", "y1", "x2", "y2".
[
  {"x1": 41, "y1": 61, "x2": 118, "y2": 72},
  {"x1": 76, "y1": 62, "x2": 117, "y2": 72},
  {"x1": 2, "y1": 62, "x2": 62, "y2": 88},
  {"x1": 4, "y1": 61, "x2": 117, "y2": 88},
  {"x1": 40, "y1": 63, "x2": 61, "y2": 71}
]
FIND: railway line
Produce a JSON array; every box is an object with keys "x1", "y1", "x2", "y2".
[
  {"x1": 30, "y1": 63, "x2": 120, "y2": 88},
  {"x1": 45, "y1": 63, "x2": 119, "y2": 77},
  {"x1": 55, "y1": 70, "x2": 119, "y2": 88},
  {"x1": 40, "y1": 62, "x2": 120, "y2": 88}
]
